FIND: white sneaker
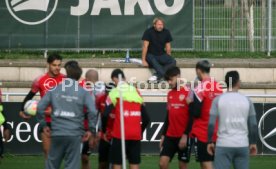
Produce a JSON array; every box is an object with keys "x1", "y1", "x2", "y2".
[{"x1": 148, "y1": 75, "x2": 158, "y2": 83}]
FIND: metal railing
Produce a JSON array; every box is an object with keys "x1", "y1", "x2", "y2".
[{"x1": 194, "y1": 0, "x2": 275, "y2": 53}]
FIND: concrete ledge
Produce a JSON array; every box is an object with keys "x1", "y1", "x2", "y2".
[
  {"x1": 241, "y1": 83, "x2": 276, "y2": 89},
  {"x1": 0, "y1": 67, "x2": 20, "y2": 81},
  {"x1": 1, "y1": 58, "x2": 276, "y2": 68},
  {"x1": 2, "y1": 86, "x2": 276, "y2": 103},
  {"x1": 0, "y1": 67, "x2": 275, "y2": 83},
  {"x1": 1, "y1": 58, "x2": 276, "y2": 85},
  {"x1": 2, "y1": 81, "x2": 276, "y2": 90},
  {"x1": 0, "y1": 81, "x2": 32, "y2": 88}
]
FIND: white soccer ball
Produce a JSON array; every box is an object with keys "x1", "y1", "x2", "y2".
[{"x1": 24, "y1": 100, "x2": 38, "y2": 116}]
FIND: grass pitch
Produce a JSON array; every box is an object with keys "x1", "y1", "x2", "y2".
[{"x1": 1, "y1": 154, "x2": 276, "y2": 169}]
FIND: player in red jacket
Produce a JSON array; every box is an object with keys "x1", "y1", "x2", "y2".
[
  {"x1": 180, "y1": 60, "x2": 223, "y2": 169},
  {"x1": 159, "y1": 66, "x2": 190, "y2": 169},
  {"x1": 96, "y1": 82, "x2": 115, "y2": 169},
  {"x1": 19, "y1": 54, "x2": 65, "y2": 160},
  {"x1": 102, "y1": 69, "x2": 150, "y2": 169}
]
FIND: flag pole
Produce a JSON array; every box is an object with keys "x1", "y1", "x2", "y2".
[{"x1": 118, "y1": 74, "x2": 126, "y2": 169}]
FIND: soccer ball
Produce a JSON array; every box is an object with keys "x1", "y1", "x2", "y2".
[{"x1": 24, "y1": 100, "x2": 38, "y2": 116}]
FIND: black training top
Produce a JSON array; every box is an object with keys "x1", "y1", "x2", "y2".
[{"x1": 142, "y1": 26, "x2": 173, "y2": 56}]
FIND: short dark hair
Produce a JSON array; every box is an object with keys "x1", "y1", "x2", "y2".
[
  {"x1": 65, "y1": 60, "x2": 82, "y2": 81},
  {"x1": 47, "y1": 54, "x2": 62, "y2": 64},
  {"x1": 111, "y1": 69, "x2": 125, "y2": 79},
  {"x1": 225, "y1": 71, "x2": 240, "y2": 88},
  {"x1": 196, "y1": 60, "x2": 211, "y2": 73},
  {"x1": 64, "y1": 60, "x2": 78, "y2": 69},
  {"x1": 164, "y1": 66, "x2": 180, "y2": 81}
]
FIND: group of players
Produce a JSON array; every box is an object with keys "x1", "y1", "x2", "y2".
[
  {"x1": 0, "y1": 53, "x2": 258, "y2": 169},
  {"x1": 15, "y1": 54, "x2": 149, "y2": 169}
]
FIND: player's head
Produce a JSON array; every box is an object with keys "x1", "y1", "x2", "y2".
[
  {"x1": 65, "y1": 60, "x2": 82, "y2": 81},
  {"x1": 85, "y1": 69, "x2": 99, "y2": 83},
  {"x1": 153, "y1": 17, "x2": 164, "y2": 32},
  {"x1": 225, "y1": 70, "x2": 240, "y2": 90},
  {"x1": 106, "y1": 82, "x2": 116, "y2": 93},
  {"x1": 165, "y1": 66, "x2": 181, "y2": 89},
  {"x1": 47, "y1": 54, "x2": 62, "y2": 76},
  {"x1": 64, "y1": 60, "x2": 78, "y2": 68},
  {"x1": 111, "y1": 69, "x2": 125, "y2": 85},
  {"x1": 196, "y1": 60, "x2": 211, "y2": 80}
]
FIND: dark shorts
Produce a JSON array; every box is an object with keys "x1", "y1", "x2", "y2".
[
  {"x1": 98, "y1": 139, "x2": 111, "y2": 163},
  {"x1": 38, "y1": 122, "x2": 51, "y2": 133},
  {"x1": 192, "y1": 138, "x2": 214, "y2": 162},
  {"x1": 82, "y1": 141, "x2": 91, "y2": 156},
  {"x1": 109, "y1": 138, "x2": 141, "y2": 165},
  {"x1": 160, "y1": 136, "x2": 191, "y2": 163}
]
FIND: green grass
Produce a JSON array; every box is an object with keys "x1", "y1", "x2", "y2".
[
  {"x1": 0, "y1": 51, "x2": 276, "y2": 59},
  {"x1": 0, "y1": 155, "x2": 276, "y2": 169}
]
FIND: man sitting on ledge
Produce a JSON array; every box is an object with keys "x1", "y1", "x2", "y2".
[{"x1": 141, "y1": 17, "x2": 176, "y2": 83}]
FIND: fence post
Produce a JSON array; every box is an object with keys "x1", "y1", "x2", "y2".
[
  {"x1": 8, "y1": 35, "x2": 11, "y2": 53},
  {"x1": 77, "y1": 15, "x2": 80, "y2": 53},
  {"x1": 44, "y1": 50, "x2": 48, "y2": 58},
  {"x1": 267, "y1": 0, "x2": 272, "y2": 56},
  {"x1": 45, "y1": 17, "x2": 48, "y2": 53},
  {"x1": 201, "y1": 0, "x2": 205, "y2": 50},
  {"x1": 5, "y1": 94, "x2": 9, "y2": 102},
  {"x1": 206, "y1": 36, "x2": 209, "y2": 51}
]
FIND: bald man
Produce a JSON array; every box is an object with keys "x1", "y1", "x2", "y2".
[
  {"x1": 79, "y1": 69, "x2": 105, "y2": 169},
  {"x1": 86, "y1": 69, "x2": 105, "y2": 94},
  {"x1": 86, "y1": 69, "x2": 99, "y2": 84},
  {"x1": 80, "y1": 69, "x2": 98, "y2": 169}
]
